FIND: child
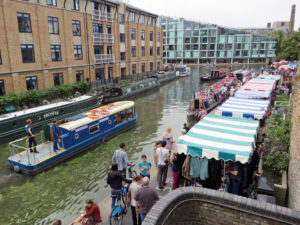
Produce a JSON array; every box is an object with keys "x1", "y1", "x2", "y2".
[{"x1": 138, "y1": 155, "x2": 152, "y2": 178}]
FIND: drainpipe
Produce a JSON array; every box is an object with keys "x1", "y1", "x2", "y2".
[
  {"x1": 85, "y1": 0, "x2": 92, "y2": 89},
  {"x1": 63, "y1": 0, "x2": 66, "y2": 8}
]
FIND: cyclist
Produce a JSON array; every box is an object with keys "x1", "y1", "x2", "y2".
[{"x1": 107, "y1": 163, "x2": 132, "y2": 209}]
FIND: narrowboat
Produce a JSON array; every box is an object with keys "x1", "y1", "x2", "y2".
[
  {"x1": 102, "y1": 78, "x2": 159, "y2": 104},
  {"x1": 0, "y1": 95, "x2": 99, "y2": 143},
  {"x1": 153, "y1": 71, "x2": 178, "y2": 84},
  {"x1": 232, "y1": 69, "x2": 252, "y2": 81},
  {"x1": 200, "y1": 68, "x2": 231, "y2": 81},
  {"x1": 187, "y1": 77, "x2": 235, "y2": 121},
  {"x1": 176, "y1": 65, "x2": 191, "y2": 77},
  {"x1": 8, "y1": 101, "x2": 137, "y2": 175}
]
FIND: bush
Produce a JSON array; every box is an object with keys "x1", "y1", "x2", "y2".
[{"x1": 0, "y1": 82, "x2": 89, "y2": 114}]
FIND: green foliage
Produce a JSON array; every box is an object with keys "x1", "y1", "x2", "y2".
[
  {"x1": 0, "y1": 82, "x2": 89, "y2": 114},
  {"x1": 266, "y1": 30, "x2": 286, "y2": 56},
  {"x1": 263, "y1": 112, "x2": 291, "y2": 174},
  {"x1": 277, "y1": 31, "x2": 300, "y2": 61}
]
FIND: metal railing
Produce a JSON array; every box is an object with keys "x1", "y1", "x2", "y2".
[
  {"x1": 92, "y1": 9, "x2": 113, "y2": 22},
  {"x1": 94, "y1": 54, "x2": 115, "y2": 65},
  {"x1": 93, "y1": 33, "x2": 114, "y2": 43}
]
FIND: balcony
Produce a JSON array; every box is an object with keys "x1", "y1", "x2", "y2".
[
  {"x1": 93, "y1": 33, "x2": 114, "y2": 44},
  {"x1": 94, "y1": 54, "x2": 115, "y2": 65},
  {"x1": 92, "y1": 10, "x2": 113, "y2": 22}
]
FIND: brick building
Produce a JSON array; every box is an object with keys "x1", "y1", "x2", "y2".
[{"x1": 0, "y1": 0, "x2": 163, "y2": 95}]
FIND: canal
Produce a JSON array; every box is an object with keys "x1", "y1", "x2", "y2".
[{"x1": 0, "y1": 65, "x2": 264, "y2": 225}]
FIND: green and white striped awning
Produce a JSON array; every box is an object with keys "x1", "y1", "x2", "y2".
[{"x1": 177, "y1": 115, "x2": 259, "y2": 163}]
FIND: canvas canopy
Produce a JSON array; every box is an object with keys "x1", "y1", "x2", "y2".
[{"x1": 177, "y1": 115, "x2": 259, "y2": 164}]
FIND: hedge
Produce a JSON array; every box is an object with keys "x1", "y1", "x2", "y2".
[{"x1": 0, "y1": 82, "x2": 89, "y2": 114}]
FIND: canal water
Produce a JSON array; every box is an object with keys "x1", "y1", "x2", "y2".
[{"x1": 0, "y1": 65, "x2": 264, "y2": 225}]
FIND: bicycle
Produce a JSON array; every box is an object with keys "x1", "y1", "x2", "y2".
[
  {"x1": 127, "y1": 164, "x2": 137, "y2": 178},
  {"x1": 109, "y1": 184, "x2": 129, "y2": 225}
]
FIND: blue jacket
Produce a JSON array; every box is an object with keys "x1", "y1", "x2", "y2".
[{"x1": 51, "y1": 123, "x2": 58, "y2": 138}]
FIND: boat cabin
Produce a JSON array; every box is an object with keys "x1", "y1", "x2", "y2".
[{"x1": 211, "y1": 68, "x2": 230, "y2": 77}]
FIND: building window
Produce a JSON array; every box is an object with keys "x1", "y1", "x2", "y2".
[
  {"x1": 46, "y1": 0, "x2": 57, "y2": 6},
  {"x1": 0, "y1": 80, "x2": 5, "y2": 96},
  {"x1": 107, "y1": 46, "x2": 112, "y2": 55},
  {"x1": 157, "y1": 32, "x2": 160, "y2": 42},
  {"x1": 76, "y1": 70, "x2": 84, "y2": 82},
  {"x1": 17, "y1": 13, "x2": 31, "y2": 33},
  {"x1": 157, "y1": 47, "x2": 160, "y2": 55},
  {"x1": 150, "y1": 62, "x2": 153, "y2": 72},
  {"x1": 94, "y1": 45, "x2": 103, "y2": 55},
  {"x1": 141, "y1": 63, "x2": 145, "y2": 73},
  {"x1": 157, "y1": 62, "x2": 160, "y2": 71},
  {"x1": 141, "y1": 46, "x2": 145, "y2": 56},
  {"x1": 92, "y1": 2, "x2": 101, "y2": 10},
  {"x1": 149, "y1": 31, "x2": 153, "y2": 41},
  {"x1": 108, "y1": 67, "x2": 113, "y2": 82},
  {"x1": 130, "y1": 12, "x2": 135, "y2": 22},
  {"x1": 71, "y1": 0, "x2": 79, "y2": 11},
  {"x1": 141, "y1": 30, "x2": 145, "y2": 40},
  {"x1": 120, "y1": 33, "x2": 125, "y2": 42},
  {"x1": 106, "y1": 25, "x2": 111, "y2": 34},
  {"x1": 93, "y1": 23, "x2": 102, "y2": 33},
  {"x1": 132, "y1": 64, "x2": 136, "y2": 74},
  {"x1": 26, "y1": 76, "x2": 38, "y2": 90},
  {"x1": 140, "y1": 15, "x2": 145, "y2": 24},
  {"x1": 48, "y1": 17, "x2": 59, "y2": 34},
  {"x1": 149, "y1": 17, "x2": 153, "y2": 25},
  {"x1": 74, "y1": 45, "x2": 82, "y2": 60},
  {"x1": 51, "y1": 45, "x2": 62, "y2": 61},
  {"x1": 96, "y1": 68, "x2": 105, "y2": 82},
  {"x1": 131, "y1": 46, "x2": 136, "y2": 57},
  {"x1": 150, "y1": 46, "x2": 153, "y2": 56},
  {"x1": 120, "y1": 52, "x2": 125, "y2": 61},
  {"x1": 131, "y1": 29, "x2": 136, "y2": 40},
  {"x1": 53, "y1": 73, "x2": 63, "y2": 86},
  {"x1": 21, "y1": 44, "x2": 35, "y2": 63},
  {"x1": 119, "y1": 14, "x2": 124, "y2": 24},
  {"x1": 72, "y1": 20, "x2": 81, "y2": 36}
]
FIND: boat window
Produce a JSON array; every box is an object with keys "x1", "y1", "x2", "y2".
[
  {"x1": 89, "y1": 124, "x2": 99, "y2": 134},
  {"x1": 127, "y1": 107, "x2": 134, "y2": 119}
]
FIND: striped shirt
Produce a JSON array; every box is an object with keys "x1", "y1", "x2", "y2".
[{"x1": 112, "y1": 149, "x2": 130, "y2": 171}]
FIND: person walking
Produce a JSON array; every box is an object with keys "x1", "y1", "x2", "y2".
[
  {"x1": 135, "y1": 177, "x2": 159, "y2": 223},
  {"x1": 157, "y1": 140, "x2": 170, "y2": 189},
  {"x1": 69, "y1": 199, "x2": 102, "y2": 225},
  {"x1": 127, "y1": 175, "x2": 142, "y2": 225},
  {"x1": 107, "y1": 163, "x2": 132, "y2": 209},
  {"x1": 51, "y1": 120, "x2": 59, "y2": 153},
  {"x1": 162, "y1": 127, "x2": 175, "y2": 151},
  {"x1": 112, "y1": 143, "x2": 134, "y2": 177},
  {"x1": 171, "y1": 153, "x2": 179, "y2": 190},
  {"x1": 138, "y1": 155, "x2": 151, "y2": 178},
  {"x1": 25, "y1": 119, "x2": 38, "y2": 153}
]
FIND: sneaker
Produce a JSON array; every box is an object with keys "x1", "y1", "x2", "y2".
[
  {"x1": 34, "y1": 150, "x2": 39, "y2": 153},
  {"x1": 30, "y1": 149, "x2": 33, "y2": 153},
  {"x1": 159, "y1": 186, "x2": 164, "y2": 190}
]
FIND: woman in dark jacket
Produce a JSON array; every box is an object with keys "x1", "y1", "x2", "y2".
[{"x1": 107, "y1": 163, "x2": 132, "y2": 208}]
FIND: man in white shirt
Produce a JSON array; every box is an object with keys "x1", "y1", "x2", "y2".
[
  {"x1": 156, "y1": 140, "x2": 170, "y2": 189},
  {"x1": 112, "y1": 142, "x2": 134, "y2": 177}
]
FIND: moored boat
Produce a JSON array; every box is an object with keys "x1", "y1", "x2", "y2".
[
  {"x1": 200, "y1": 68, "x2": 231, "y2": 81},
  {"x1": 232, "y1": 69, "x2": 252, "y2": 81},
  {"x1": 176, "y1": 65, "x2": 191, "y2": 77},
  {"x1": 153, "y1": 71, "x2": 178, "y2": 84},
  {"x1": 0, "y1": 95, "x2": 99, "y2": 143},
  {"x1": 102, "y1": 78, "x2": 159, "y2": 104},
  {"x1": 8, "y1": 101, "x2": 137, "y2": 174}
]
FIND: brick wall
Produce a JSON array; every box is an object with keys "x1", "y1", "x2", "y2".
[
  {"x1": 143, "y1": 187, "x2": 300, "y2": 225},
  {"x1": 288, "y1": 64, "x2": 300, "y2": 211}
]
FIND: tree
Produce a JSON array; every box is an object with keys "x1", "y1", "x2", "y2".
[
  {"x1": 266, "y1": 30, "x2": 286, "y2": 56},
  {"x1": 277, "y1": 31, "x2": 300, "y2": 60}
]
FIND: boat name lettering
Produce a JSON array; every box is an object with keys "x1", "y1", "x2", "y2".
[
  {"x1": 99, "y1": 117, "x2": 109, "y2": 123},
  {"x1": 43, "y1": 111, "x2": 59, "y2": 119},
  {"x1": 75, "y1": 125, "x2": 88, "y2": 132}
]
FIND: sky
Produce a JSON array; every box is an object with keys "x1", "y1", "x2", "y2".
[{"x1": 128, "y1": 0, "x2": 299, "y2": 31}]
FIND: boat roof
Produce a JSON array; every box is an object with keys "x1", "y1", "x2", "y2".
[
  {"x1": 233, "y1": 69, "x2": 251, "y2": 75},
  {"x1": 59, "y1": 101, "x2": 135, "y2": 131},
  {"x1": 121, "y1": 78, "x2": 157, "y2": 90},
  {"x1": 177, "y1": 115, "x2": 259, "y2": 164},
  {"x1": 0, "y1": 95, "x2": 93, "y2": 121}
]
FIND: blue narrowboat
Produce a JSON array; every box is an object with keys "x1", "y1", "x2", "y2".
[{"x1": 8, "y1": 101, "x2": 137, "y2": 175}]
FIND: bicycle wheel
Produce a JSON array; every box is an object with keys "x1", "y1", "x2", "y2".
[{"x1": 109, "y1": 212, "x2": 123, "y2": 225}]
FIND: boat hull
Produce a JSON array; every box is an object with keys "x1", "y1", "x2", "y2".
[{"x1": 200, "y1": 75, "x2": 226, "y2": 81}]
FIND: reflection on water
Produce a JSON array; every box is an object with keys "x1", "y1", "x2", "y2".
[{"x1": 0, "y1": 65, "x2": 264, "y2": 225}]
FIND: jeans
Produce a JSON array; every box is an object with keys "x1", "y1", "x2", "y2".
[
  {"x1": 231, "y1": 178, "x2": 242, "y2": 195},
  {"x1": 172, "y1": 171, "x2": 179, "y2": 190},
  {"x1": 119, "y1": 168, "x2": 126, "y2": 178},
  {"x1": 158, "y1": 165, "x2": 168, "y2": 188},
  {"x1": 28, "y1": 136, "x2": 37, "y2": 152},
  {"x1": 53, "y1": 138, "x2": 58, "y2": 152},
  {"x1": 140, "y1": 212, "x2": 147, "y2": 223},
  {"x1": 131, "y1": 205, "x2": 141, "y2": 225},
  {"x1": 111, "y1": 189, "x2": 122, "y2": 208}
]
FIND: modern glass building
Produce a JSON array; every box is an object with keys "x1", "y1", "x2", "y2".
[{"x1": 158, "y1": 16, "x2": 277, "y2": 64}]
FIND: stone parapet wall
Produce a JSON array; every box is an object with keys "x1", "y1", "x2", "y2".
[
  {"x1": 288, "y1": 64, "x2": 300, "y2": 211},
  {"x1": 144, "y1": 187, "x2": 300, "y2": 225}
]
